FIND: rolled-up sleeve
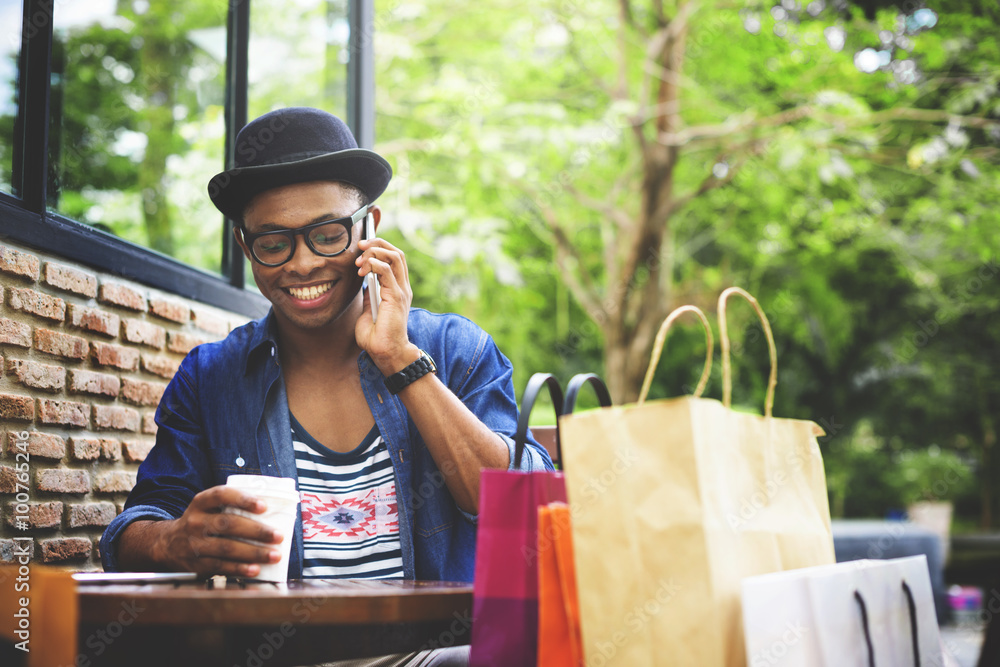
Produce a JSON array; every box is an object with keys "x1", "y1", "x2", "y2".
[
  {"x1": 100, "y1": 350, "x2": 212, "y2": 571},
  {"x1": 447, "y1": 325, "x2": 555, "y2": 475}
]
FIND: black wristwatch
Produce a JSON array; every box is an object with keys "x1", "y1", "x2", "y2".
[{"x1": 384, "y1": 349, "x2": 437, "y2": 394}]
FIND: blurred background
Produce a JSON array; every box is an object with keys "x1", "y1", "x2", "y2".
[{"x1": 3, "y1": 0, "x2": 997, "y2": 651}]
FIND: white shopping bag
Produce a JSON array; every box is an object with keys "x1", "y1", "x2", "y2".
[{"x1": 742, "y1": 556, "x2": 943, "y2": 666}]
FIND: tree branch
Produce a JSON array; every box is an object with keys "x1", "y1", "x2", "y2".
[
  {"x1": 660, "y1": 153, "x2": 745, "y2": 220},
  {"x1": 652, "y1": 0, "x2": 665, "y2": 27},
  {"x1": 655, "y1": 105, "x2": 1000, "y2": 149},
  {"x1": 515, "y1": 181, "x2": 606, "y2": 321},
  {"x1": 564, "y1": 181, "x2": 633, "y2": 230}
]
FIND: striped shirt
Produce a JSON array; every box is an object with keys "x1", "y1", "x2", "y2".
[{"x1": 292, "y1": 414, "x2": 404, "y2": 580}]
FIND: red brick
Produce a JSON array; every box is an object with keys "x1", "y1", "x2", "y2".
[
  {"x1": 94, "y1": 471, "x2": 135, "y2": 493},
  {"x1": 90, "y1": 341, "x2": 140, "y2": 371},
  {"x1": 0, "y1": 539, "x2": 34, "y2": 562},
  {"x1": 149, "y1": 298, "x2": 190, "y2": 323},
  {"x1": 6, "y1": 501, "x2": 63, "y2": 529},
  {"x1": 100, "y1": 439, "x2": 122, "y2": 461},
  {"x1": 0, "y1": 393, "x2": 34, "y2": 422},
  {"x1": 34, "y1": 329, "x2": 88, "y2": 360},
  {"x1": 69, "y1": 437, "x2": 101, "y2": 461},
  {"x1": 7, "y1": 287, "x2": 66, "y2": 322},
  {"x1": 191, "y1": 309, "x2": 229, "y2": 336},
  {"x1": 0, "y1": 465, "x2": 25, "y2": 493},
  {"x1": 36, "y1": 468, "x2": 90, "y2": 494},
  {"x1": 93, "y1": 405, "x2": 140, "y2": 432},
  {"x1": 68, "y1": 304, "x2": 120, "y2": 338},
  {"x1": 11, "y1": 432, "x2": 66, "y2": 460},
  {"x1": 38, "y1": 398, "x2": 90, "y2": 428},
  {"x1": 5, "y1": 358, "x2": 66, "y2": 392},
  {"x1": 0, "y1": 245, "x2": 40, "y2": 281},
  {"x1": 68, "y1": 369, "x2": 121, "y2": 397},
  {"x1": 141, "y1": 413, "x2": 158, "y2": 435},
  {"x1": 123, "y1": 440, "x2": 155, "y2": 463},
  {"x1": 141, "y1": 354, "x2": 181, "y2": 379},
  {"x1": 120, "y1": 377, "x2": 166, "y2": 407},
  {"x1": 39, "y1": 537, "x2": 92, "y2": 563},
  {"x1": 167, "y1": 331, "x2": 209, "y2": 355},
  {"x1": 0, "y1": 318, "x2": 32, "y2": 348},
  {"x1": 43, "y1": 262, "x2": 98, "y2": 298},
  {"x1": 98, "y1": 282, "x2": 147, "y2": 311},
  {"x1": 122, "y1": 318, "x2": 166, "y2": 349},
  {"x1": 67, "y1": 502, "x2": 117, "y2": 528}
]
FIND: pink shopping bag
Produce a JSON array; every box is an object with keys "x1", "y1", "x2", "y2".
[{"x1": 469, "y1": 373, "x2": 566, "y2": 667}]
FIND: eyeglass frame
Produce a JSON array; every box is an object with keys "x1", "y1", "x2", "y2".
[{"x1": 240, "y1": 204, "x2": 370, "y2": 267}]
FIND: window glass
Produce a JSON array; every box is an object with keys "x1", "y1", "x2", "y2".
[
  {"x1": 48, "y1": 0, "x2": 227, "y2": 273},
  {"x1": 0, "y1": 0, "x2": 22, "y2": 195},
  {"x1": 249, "y1": 0, "x2": 349, "y2": 120}
]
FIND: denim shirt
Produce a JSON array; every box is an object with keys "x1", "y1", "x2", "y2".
[{"x1": 101, "y1": 308, "x2": 553, "y2": 581}]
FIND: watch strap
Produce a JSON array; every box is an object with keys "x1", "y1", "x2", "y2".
[{"x1": 384, "y1": 350, "x2": 436, "y2": 394}]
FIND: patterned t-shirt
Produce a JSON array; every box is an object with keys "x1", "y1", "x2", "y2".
[{"x1": 292, "y1": 414, "x2": 404, "y2": 580}]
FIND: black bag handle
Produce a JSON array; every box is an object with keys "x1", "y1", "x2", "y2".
[
  {"x1": 563, "y1": 373, "x2": 612, "y2": 415},
  {"x1": 513, "y1": 373, "x2": 564, "y2": 469},
  {"x1": 853, "y1": 582, "x2": 922, "y2": 667},
  {"x1": 902, "y1": 580, "x2": 920, "y2": 666},
  {"x1": 854, "y1": 590, "x2": 876, "y2": 667}
]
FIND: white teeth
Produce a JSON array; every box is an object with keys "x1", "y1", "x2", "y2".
[{"x1": 288, "y1": 283, "x2": 332, "y2": 300}]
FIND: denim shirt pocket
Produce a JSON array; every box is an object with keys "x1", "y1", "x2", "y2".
[{"x1": 409, "y1": 463, "x2": 456, "y2": 540}]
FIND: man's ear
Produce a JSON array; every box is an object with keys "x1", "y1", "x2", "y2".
[
  {"x1": 370, "y1": 206, "x2": 382, "y2": 233},
  {"x1": 233, "y1": 226, "x2": 252, "y2": 261}
]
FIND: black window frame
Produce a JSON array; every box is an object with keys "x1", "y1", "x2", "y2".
[{"x1": 0, "y1": 0, "x2": 375, "y2": 318}]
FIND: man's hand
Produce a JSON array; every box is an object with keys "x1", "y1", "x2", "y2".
[
  {"x1": 120, "y1": 486, "x2": 283, "y2": 578},
  {"x1": 355, "y1": 237, "x2": 418, "y2": 376}
]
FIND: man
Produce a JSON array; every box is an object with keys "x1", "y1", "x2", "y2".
[{"x1": 100, "y1": 107, "x2": 552, "y2": 664}]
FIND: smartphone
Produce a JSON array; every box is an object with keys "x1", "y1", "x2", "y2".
[{"x1": 363, "y1": 213, "x2": 381, "y2": 322}]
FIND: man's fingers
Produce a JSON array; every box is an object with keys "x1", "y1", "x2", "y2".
[
  {"x1": 357, "y1": 241, "x2": 409, "y2": 284},
  {"x1": 209, "y1": 512, "x2": 283, "y2": 544},
  {"x1": 187, "y1": 535, "x2": 282, "y2": 568},
  {"x1": 193, "y1": 557, "x2": 266, "y2": 579},
  {"x1": 191, "y1": 485, "x2": 265, "y2": 514}
]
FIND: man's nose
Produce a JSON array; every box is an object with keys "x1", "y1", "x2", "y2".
[{"x1": 284, "y1": 235, "x2": 325, "y2": 274}]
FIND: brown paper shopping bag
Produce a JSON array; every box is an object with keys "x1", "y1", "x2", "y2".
[{"x1": 560, "y1": 290, "x2": 835, "y2": 667}]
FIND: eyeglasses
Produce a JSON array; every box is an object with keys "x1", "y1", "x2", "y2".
[{"x1": 242, "y1": 205, "x2": 369, "y2": 267}]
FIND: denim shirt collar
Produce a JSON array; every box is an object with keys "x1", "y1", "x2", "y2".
[{"x1": 243, "y1": 309, "x2": 281, "y2": 376}]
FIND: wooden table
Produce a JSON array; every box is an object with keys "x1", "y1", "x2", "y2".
[{"x1": 76, "y1": 579, "x2": 474, "y2": 666}]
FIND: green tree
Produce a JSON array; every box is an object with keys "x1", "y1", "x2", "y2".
[{"x1": 375, "y1": 0, "x2": 1000, "y2": 523}]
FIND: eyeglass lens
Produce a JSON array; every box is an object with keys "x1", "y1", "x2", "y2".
[{"x1": 251, "y1": 221, "x2": 351, "y2": 265}]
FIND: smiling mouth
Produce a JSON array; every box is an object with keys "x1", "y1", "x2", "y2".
[{"x1": 287, "y1": 282, "x2": 332, "y2": 300}]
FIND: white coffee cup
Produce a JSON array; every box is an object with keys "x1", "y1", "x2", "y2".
[{"x1": 224, "y1": 475, "x2": 299, "y2": 582}]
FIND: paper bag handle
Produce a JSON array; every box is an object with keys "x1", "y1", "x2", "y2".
[
  {"x1": 853, "y1": 591, "x2": 876, "y2": 667},
  {"x1": 637, "y1": 305, "x2": 713, "y2": 405},
  {"x1": 902, "y1": 581, "x2": 920, "y2": 666},
  {"x1": 718, "y1": 287, "x2": 777, "y2": 418},
  {"x1": 853, "y1": 584, "x2": 921, "y2": 667},
  {"x1": 514, "y1": 373, "x2": 565, "y2": 469},
  {"x1": 564, "y1": 373, "x2": 612, "y2": 414}
]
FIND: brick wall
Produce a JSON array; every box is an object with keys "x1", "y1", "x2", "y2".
[{"x1": 0, "y1": 241, "x2": 250, "y2": 570}]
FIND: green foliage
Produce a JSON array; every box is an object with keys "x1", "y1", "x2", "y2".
[
  {"x1": 3, "y1": 0, "x2": 997, "y2": 524},
  {"x1": 374, "y1": 0, "x2": 1000, "y2": 524}
]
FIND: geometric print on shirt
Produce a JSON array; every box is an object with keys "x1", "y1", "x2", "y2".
[{"x1": 291, "y1": 413, "x2": 404, "y2": 580}]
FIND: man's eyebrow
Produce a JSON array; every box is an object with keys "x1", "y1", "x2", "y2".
[{"x1": 255, "y1": 212, "x2": 347, "y2": 232}]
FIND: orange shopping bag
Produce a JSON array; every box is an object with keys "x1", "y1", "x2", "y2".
[
  {"x1": 537, "y1": 373, "x2": 610, "y2": 667},
  {"x1": 538, "y1": 502, "x2": 582, "y2": 667}
]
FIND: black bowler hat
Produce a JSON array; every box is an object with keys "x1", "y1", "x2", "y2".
[{"x1": 208, "y1": 107, "x2": 392, "y2": 220}]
